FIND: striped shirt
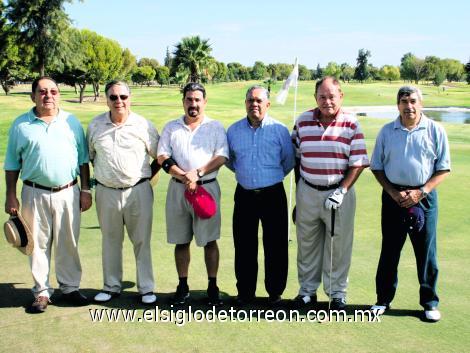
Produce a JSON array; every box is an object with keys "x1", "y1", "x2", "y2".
[
  {"x1": 293, "y1": 108, "x2": 369, "y2": 186},
  {"x1": 157, "y1": 115, "x2": 229, "y2": 180}
]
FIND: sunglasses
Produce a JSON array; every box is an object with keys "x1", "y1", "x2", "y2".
[
  {"x1": 109, "y1": 94, "x2": 129, "y2": 101},
  {"x1": 38, "y1": 89, "x2": 59, "y2": 96}
]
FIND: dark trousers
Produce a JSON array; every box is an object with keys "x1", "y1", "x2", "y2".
[
  {"x1": 375, "y1": 189, "x2": 439, "y2": 309},
  {"x1": 233, "y1": 182, "x2": 289, "y2": 299}
]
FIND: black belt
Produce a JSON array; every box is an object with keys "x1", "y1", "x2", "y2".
[
  {"x1": 24, "y1": 179, "x2": 77, "y2": 192},
  {"x1": 96, "y1": 178, "x2": 149, "y2": 190},
  {"x1": 172, "y1": 177, "x2": 216, "y2": 185},
  {"x1": 391, "y1": 183, "x2": 423, "y2": 191},
  {"x1": 302, "y1": 177, "x2": 341, "y2": 191},
  {"x1": 240, "y1": 182, "x2": 282, "y2": 194}
]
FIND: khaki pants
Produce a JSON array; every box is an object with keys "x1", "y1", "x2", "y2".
[
  {"x1": 295, "y1": 179, "x2": 356, "y2": 299},
  {"x1": 21, "y1": 184, "x2": 82, "y2": 298},
  {"x1": 95, "y1": 181, "x2": 155, "y2": 294}
]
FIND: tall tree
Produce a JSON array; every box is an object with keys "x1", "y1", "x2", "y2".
[
  {"x1": 172, "y1": 36, "x2": 212, "y2": 83},
  {"x1": 379, "y1": 65, "x2": 400, "y2": 83},
  {"x1": 138, "y1": 57, "x2": 159, "y2": 70},
  {"x1": 313, "y1": 63, "x2": 323, "y2": 80},
  {"x1": 131, "y1": 66, "x2": 155, "y2": 86},
  {"x1": 354, "y1": 48, "x2": 371, "y2": 83},
  {"x1": 0, "y1": 3, "x2": 31, "y2": 94},
  {"x1": 155, "y1": 66, "x2": 170, "y2": 87},
  {"x1": 81, "y1": 29, "x2": 124, "y2": 100},
  {"x1": 323, "y1": 62, "x2": 341, "y2": 78},
  {"x1": 442, "y1": 58, "x2": 465, "y2": 82},
  {"x1": 6, "y1": 0, "x2": 78, "y2": 76},
  {"x1": 465, "y1": 59, "x2": 470, "y2": 84},
  {"x1": 120, "y1": 48, "x2": 137, "y2": 81},
  {"x1": 340, "y1": 63, "x2": 354, "y2": 82},
  {"x1": 251, "y1": 61, "x2": 268, "y2": 80},
  {"x1": 164, "y1": 46, "x2": 172, "y2": 69},
  {"x1": 298, "y1": 64, "x2": 311, "y2": 80},
  {"x1": 400, "y1": 53, "x2": 426, "y2": 84}
]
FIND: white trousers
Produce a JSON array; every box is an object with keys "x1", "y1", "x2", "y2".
[
  {"x1": 296, "y1": 179, "x2": 356, "y2": 299},
  {"x1": 95, "y1": 181, "x2": 155, "y2": 294},
  {"x1": 21, "y1": 184, "x2": 82, "y2": 298}
]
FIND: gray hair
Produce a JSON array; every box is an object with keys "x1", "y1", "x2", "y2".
[
  {"x1": 105, "y1": 80, "x2": 131, "y2": 95},
  {"x1": 397, "y1": 86, "x2": 423, "y2": 104},
  {"x1": 245, "y1": 85, "x2": 270, "y2": 99},
  {"x1": 315, "y1": 76, "x2": 342, "y2": 96}
]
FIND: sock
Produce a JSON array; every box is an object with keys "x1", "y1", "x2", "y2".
[
  {"x1": 208, "y1": 277, "x2": 217, "y2": 288},
  {"x1": 178, "y1": 277, "x2": 188, "y2": 288}
]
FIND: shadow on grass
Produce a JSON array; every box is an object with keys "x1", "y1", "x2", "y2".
[{"x1": 0, "y1": 284, "x2": 432, "y2": 322}]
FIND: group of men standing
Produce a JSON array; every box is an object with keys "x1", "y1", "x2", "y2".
[{"x1": 4, "y1": 76, "x2": 450, "y2": 323}]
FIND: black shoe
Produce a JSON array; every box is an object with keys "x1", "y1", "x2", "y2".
[
  {"x1": 330, "y1": 297, "x2": 346, "y2": 310},
  {"x1": 207, "y1": 285, "x2": 223, "y2": 307},
  {"x1": 62, "y1": 291, "x2": 89, "y2": 306},
  {"x1": 292, "y1": 294, "x2": 317, "y2": 308},
  {"x1": 268, "y1": 295, "x2": 282, "y2": 307},
  {"x1": 171, "y1": 284, "x2": 189, "y2": 305}
]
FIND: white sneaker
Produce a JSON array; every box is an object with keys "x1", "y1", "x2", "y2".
[
  {"x1": 371, "y1": 304, "x2": 389, "y2": 315},
  {"x1": 94, "y1": 291, "x2": 119, "y2": 302},
  {"x1": 424, "y1": 308, "x2": 441, "y2": 322},
  {"x1": 142, "y1": 292, "x2": 157, "y2": 304}
]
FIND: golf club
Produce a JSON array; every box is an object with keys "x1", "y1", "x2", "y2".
[{"x1": 328, "y1": 208, "x2": 335, "y2": 313}]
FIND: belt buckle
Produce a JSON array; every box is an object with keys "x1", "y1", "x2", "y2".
[{"x1": 51, "y1": 185, "x2": 61, "y2": 192}]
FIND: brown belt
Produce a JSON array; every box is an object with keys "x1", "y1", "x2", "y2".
[{"x1": 24, "y1": 179, "x2": 77, "y2": 192}]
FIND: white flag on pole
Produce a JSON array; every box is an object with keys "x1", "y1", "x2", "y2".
[{"x1": 276, "y1": 59, "x2": 299, "y2": 105}]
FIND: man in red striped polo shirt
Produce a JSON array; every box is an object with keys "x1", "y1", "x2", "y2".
[{"x1": 292, "y1": 77, "x2": 369, "y2": 310}]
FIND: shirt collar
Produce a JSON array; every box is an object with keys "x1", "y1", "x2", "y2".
[
  {"x1": 106, "y1": 111, "x2": 136, "y2": 125},
  {"x1": 312, "y1": 108, "x2": 343, "y2": 122},
  {"x1": 28, "y1": 108, "x2": 62, "y2": 123},
  {"x1": 393, "y1": 113, "x2": 429, "y2": 130},
  {"x1": 178, "y1": 115, "x2": 210, "y2": 128},
  {"x1": 245, "y1": 114, "x2": 271, "y2": 129}
]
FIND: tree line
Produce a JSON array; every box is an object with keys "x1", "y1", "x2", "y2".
[{"x1": 1, "y1": 1, "x2": 469, "y2": 100}]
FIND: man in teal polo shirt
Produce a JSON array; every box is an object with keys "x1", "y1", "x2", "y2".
[{"x1": 4, "y1": 76, "x2": 92, "y2": 313}]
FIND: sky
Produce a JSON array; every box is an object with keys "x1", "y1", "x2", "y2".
[{"x1": 65, "y1": 0, "x2": 470, "y2": 69}]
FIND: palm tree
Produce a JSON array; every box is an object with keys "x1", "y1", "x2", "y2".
[{"x1": 172, "y1": 36, "x2": 212, "y2": 83}]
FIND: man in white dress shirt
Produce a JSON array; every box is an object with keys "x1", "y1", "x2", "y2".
[{"x1": 157, "y1": 83, "x2": 228, "y2": 306}]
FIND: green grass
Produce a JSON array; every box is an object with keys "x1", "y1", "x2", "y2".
[{"x1": 0, "y1": 81, "x2": 469, "y2": 353}]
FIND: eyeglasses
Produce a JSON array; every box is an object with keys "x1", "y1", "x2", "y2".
[
  {"x1": 38, "y1": 89, "x2": 59, "y2": 96},
  {"x1": 109, "y1": 94, "x2": 129, "y2": 101}
]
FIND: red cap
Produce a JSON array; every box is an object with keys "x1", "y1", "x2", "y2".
[{"x1": 184, "y1": 186, "x2": 217, "y2": 219}]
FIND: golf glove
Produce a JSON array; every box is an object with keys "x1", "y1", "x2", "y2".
[{"x1": 325, "y1": 187, "x2": 347, "y2": 210}]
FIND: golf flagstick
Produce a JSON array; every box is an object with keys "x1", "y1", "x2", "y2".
[
  {"x1": 285, "y1": 58, "x2": 299, "y2": 241},
  {"x1": 328, "y1": 208, "x2": 336, "y2": 313}
]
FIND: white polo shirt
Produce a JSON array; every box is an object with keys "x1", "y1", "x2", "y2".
[
  {"x1": 157, "y1": 115, "x2": 228, "y2": 180},
  {"x1": 87, "y1": 111, "x2": 159, "y2": 188}
]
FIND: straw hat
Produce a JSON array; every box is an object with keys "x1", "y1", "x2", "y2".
[{"x1": 4, "y1": 213, "x2": 34, "y2": 255}]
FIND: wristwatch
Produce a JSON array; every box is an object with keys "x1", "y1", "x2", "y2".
[
  {"x1": 197, "y1": 169, "x2": 204, "y2": 178},
  {"x1": 419, "y1": 186, "x2": 428, "y2": 198}
]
